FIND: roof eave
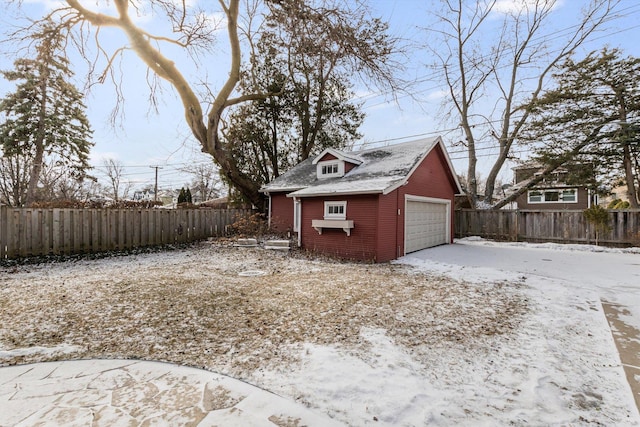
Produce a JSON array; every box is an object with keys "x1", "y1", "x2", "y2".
[
  {"x1": 382, "y1": 180, "x2": 406, "y2": 195},
  {"x1": 259, "y1": 186, "x2": 305, "y2": 194},
  {"x1": 287, "y1": 189, "x2": 385, "y2": 198}
]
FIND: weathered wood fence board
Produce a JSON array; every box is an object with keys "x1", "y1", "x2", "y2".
[
  {"x1": 0, "y1": 207, "x2": 253, "y2": 259},
  {"x1": 455, "y1": 209, "x2": 640, "y2": 247}
]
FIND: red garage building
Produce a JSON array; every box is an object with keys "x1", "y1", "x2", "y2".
[{"x1": 260, "y1": 137, "x2": 462, "y2": 262}]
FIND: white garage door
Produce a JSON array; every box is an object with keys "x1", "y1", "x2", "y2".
[{"x1": 405, "y1": 198, "x2": 449, "y2": 253}]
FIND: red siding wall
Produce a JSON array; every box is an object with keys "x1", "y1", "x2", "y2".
[
  {"x1": 318, "y1": 153, "x2": 338, "y2": 162},
  {"x1": 376, "y1": 192, "x2": 400, "y2": 262},
  {"x1": 293, "y1": 144, "x2": 459, "y2": 262},
  {"x1": 300, "y1": 195, "x2": 379, "y2": 262},
  {"x1": 269, "y1": 192, "x2": 294, "y2": 233},
  {"x1": 344, "y1": 162, "x2": 357, "y2": 173}
]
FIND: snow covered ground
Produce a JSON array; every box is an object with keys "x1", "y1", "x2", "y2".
[
  {"x1": 0, "y1": 239, "x2": 639, "y2": 426},
  {"x1": 260, "y1": 239, "x2": 640, "y2": 426},
  {"x1": 404, "y1": 237, "x2": 640, "y2": 341}
]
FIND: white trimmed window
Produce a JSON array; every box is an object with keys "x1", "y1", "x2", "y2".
[
  {"x1": 322, "y1": 163, "x2": 338, "y2": 174},
  {"x1": 560, "y1": 189, "x2": 577, "y2": 202},
  {"x1": 528, "y1": 189, "x2": 578, "y2": 204},
  {"x1": 324, "y1": 201, "x2": 347, "y2": 220},
  {"x1": 528, "y1": 190, "x2": 543, "y2": 203},
  {"x1": 317, "y1": 160, "x2": 344, "y2": 179}
]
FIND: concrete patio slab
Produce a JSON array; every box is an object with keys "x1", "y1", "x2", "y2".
[
  {"x1": 602, "y1": 301, "x2": 640, "y2": 413},
  {"x1": 0, "y1": 359, "x2": 343, "y2": 426}
]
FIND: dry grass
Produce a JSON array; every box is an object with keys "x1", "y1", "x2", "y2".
[{"x1": 0, "y1": 242, "x2": 527, "y2": 377}]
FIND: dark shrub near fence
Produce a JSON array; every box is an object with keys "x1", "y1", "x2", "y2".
[
  {"x1": 455, "y1": 209, "x2": 640, "y2": 247},
  {"x1": 0, "y1": 207, "x2": 253, "y2": 259}
]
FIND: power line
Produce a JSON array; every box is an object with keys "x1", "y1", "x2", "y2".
[{"x1": 354, "y1": 4, "x2": 640, "y2": 110}]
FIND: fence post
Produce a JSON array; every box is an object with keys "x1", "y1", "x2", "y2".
[{"x1": 0, "y1": 206, "x2": 6, "y2": 259}]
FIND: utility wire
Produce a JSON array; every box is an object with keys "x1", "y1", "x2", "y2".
[{"x1": 353, "y1": 4, "x2": 640, "y2": 109}]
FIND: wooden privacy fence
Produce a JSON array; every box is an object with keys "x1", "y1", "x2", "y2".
[
  {"x1": 0, "y1": 207, "x2": 253, "y2": 259},
  {"x1": 455, "y1": 209, "x2": 640, "y2": 247}
]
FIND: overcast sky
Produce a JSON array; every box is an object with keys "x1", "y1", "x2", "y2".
[{"x1": 1, "y1": 0, "x2": 639, "y2": 194}]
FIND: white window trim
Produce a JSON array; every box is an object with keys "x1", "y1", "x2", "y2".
[
  {"x1": 560, "y1": 189, "x2": 578, "y2": 202},
  {"x1": 324, "y1": 201, "x2": 347, "y2": 220},
  {"x1": 527, "y1": 188, "x2": 579, "y2": 204},
  {"x1": 528, "y1": 190, "x2": 543, "y2": 203},
  {"x1": 317, "y1": 160, "x2": 345, "y2": 179}
]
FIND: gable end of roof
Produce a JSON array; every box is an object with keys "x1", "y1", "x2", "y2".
[{"x1": 312, "y1": 148, "x2": 363, "y2": 166}]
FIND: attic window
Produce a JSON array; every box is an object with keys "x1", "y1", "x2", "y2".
[
  {"x1": 317, "y1": 160, "x2": 344, "y2": 179},
  {"x1": 322, "y1": 163, "x2": 338, "y2": 175}
]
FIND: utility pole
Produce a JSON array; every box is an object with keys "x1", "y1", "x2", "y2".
[{"x1": 150, "y1": 166, "x2": 163, "y2": 203}]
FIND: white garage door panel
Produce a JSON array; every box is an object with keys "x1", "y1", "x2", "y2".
[{"x1": 405, "y1": 200, "x2": 448, "y2": 253}]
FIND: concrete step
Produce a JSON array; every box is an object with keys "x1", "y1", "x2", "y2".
[
  {"x1": 264, "y1": 239, "x2": 290, "y2": 250},
  {"x1": 236, "y1": 238, "x2": 258, "y2": 247}
]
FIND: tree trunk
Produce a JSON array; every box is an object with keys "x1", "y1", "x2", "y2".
[
  {"x1": 616, "y1": 90, "x2": 639, "y2": 208},
  {"x1": 463, "y1": 122, "x2": 478, "y2": 205},
  {"x1": 25, "y1": 59, "x2": 49, "y2": 206},
  {"x1": 623, "y1": 143, "x2": 639, "y2": 208}
]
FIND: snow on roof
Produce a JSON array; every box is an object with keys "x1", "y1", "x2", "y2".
[{"x1": 261, "y1": 137, "x2": 448, "y2": 196}]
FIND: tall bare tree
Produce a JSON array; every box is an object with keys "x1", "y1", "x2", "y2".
[
  {"x1": 426, "y1": 0, "x2": 618, "y2": 207},
  {"x1": 6, "y1": 0, "x2": 402, "y2": 210},
  {"x1": 184, "y1": 162, "x2": 222, "y2": 202},
  {"x1": 100, "y1": 158, "x2": 131, "y2": 201}
]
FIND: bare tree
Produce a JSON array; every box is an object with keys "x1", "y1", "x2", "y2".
[
  {"x1": 6, "y1": 0, "x2": 402, "y2": 211},
  {"x1": 0, "y1": 149, "x2": 93, "y2": 205},
  {"x1": 426, "y1": 0, "x2": 618, "y2": 208},
  {"x1": 0, "y1": 152, "x2": 32, "y2": 206},
  {"x1": 36, "y1": 160, "x2": 93, "y2": 202},
  {"x1": 185, "y1": 162, "x2": 222, "y2": 202},
  {"x1": 101, "y1": 158, "x2": 131, "y2": 201}
]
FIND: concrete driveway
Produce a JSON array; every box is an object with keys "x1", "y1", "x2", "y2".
[{"x1": 404, "y1": 239, "x2": 640, "y2": 413}]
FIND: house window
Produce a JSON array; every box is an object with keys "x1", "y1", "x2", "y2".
[
  {"x1": 528, "y1": 189, "x2": 578, "y2": 204},
  {"x1": 528, "y1": 191, "x2": 543, "y2": 203},
  {"x1": 544, "y1": 191, "x2": 559, "y2": 202},
  {"x1": 322, "y1": 163, "x2": 338, "y2": 175},
  {"x1": 317, "y1": 161, "x2": 344, "y2": 179},
  {"x1": 324, "y1": 201, "x2": 347, "y2": 220},
  {"x1": 560, "y1": 189, "x2": 576, "y2": 202}
]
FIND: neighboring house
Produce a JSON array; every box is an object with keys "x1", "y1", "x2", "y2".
[
  {"x1": 132, "y1": 190, "x2": 155, "y2": 202},
  {"x1": 512, "y1": 163, "x2": 597, "y2": 210},
  {"x1": 158, "y1": 189, "x2": 177, "y2": 207},
  {"x1": 260, "y1": 137, "x2": 463, "y2": 262}
]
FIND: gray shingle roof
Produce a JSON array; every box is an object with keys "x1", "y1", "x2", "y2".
[{"x1": 261, "y1": 136, "x2": 458, "y2": 197}]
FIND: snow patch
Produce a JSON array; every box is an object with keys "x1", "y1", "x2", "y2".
[{"x1": 0, "y1": 344, "x2": 83, "y2": 360}]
